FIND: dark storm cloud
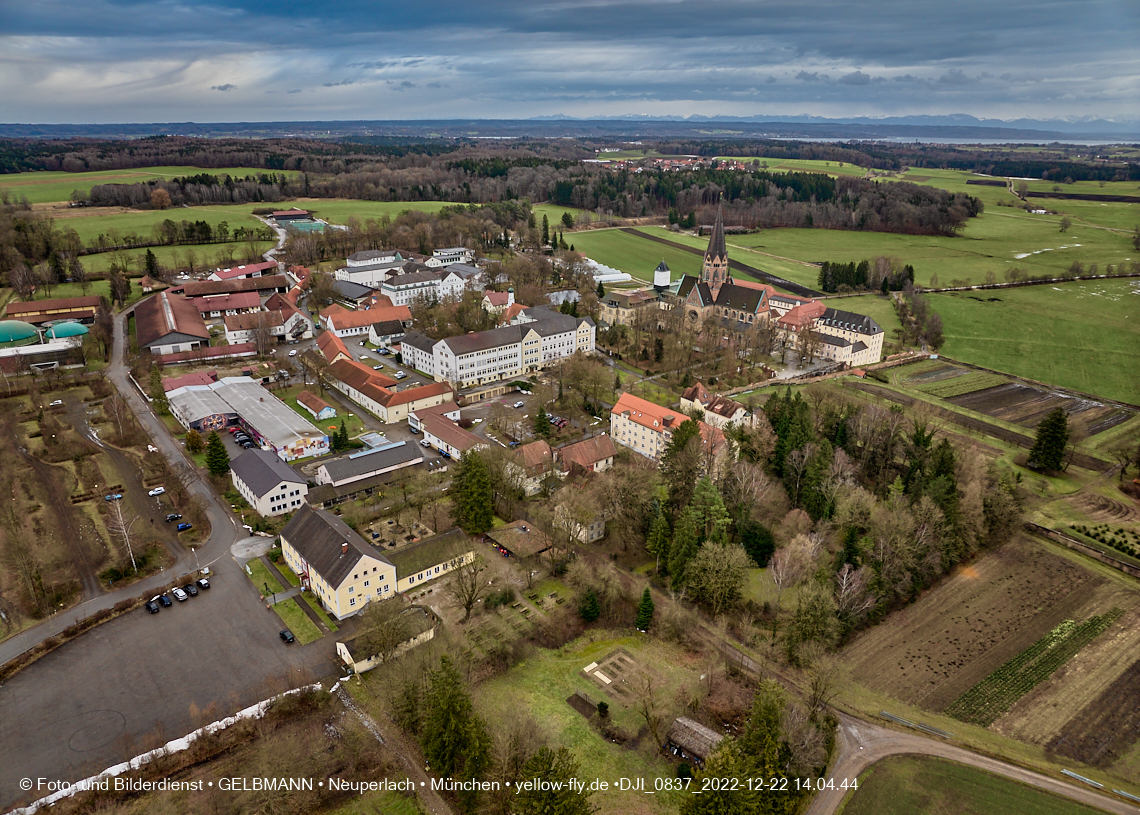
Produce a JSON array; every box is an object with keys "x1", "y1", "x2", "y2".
[{"x1": 1, "y1": 0, "x2": 1137, "y2": 122}]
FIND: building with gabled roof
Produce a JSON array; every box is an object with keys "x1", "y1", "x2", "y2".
[
  {"x1": 387, "y1": 528, "x2": 476, "y2": 593},
  {"x1": 317, "y1": 329, "x2": 352, "y2": 364},
  {"x1": 229, "y1": 448, "x2": 308, "y2": 517},
  {"x1": 680, "y1": 382, "x2": 750, "y2": 429},
  {"x1": 297, "y1": 390, "x2": 336, "y2": 421},
  {"x1": 320, "y1": 303, "x2": 412, "y2": 337},
  {"x1": 315, "y1": 441, "x2": 423, "y2": 487},
  {"x1": 279, "y1": 504, "x2": 398, "y2": 619},
  {"x1": 506, "y1": 439, "x2": 559, "y2": 496},
  {"x1": 409, "y1": 402, "x2": 486, "y2": 458},
  {"x1": 609, "y1": 392, "x2": 727, "y2": 466},
  {"x1": 208, "y1": 260, "x2": 279, "y2": 282},
  {"x1": 558, "y1": 434, "x2": 617, "y2": 475},
  {"x1": 665, "y1": 717, "x2": 723, "y2": 765},
  {"x1": 5, "y1": 295, "x2": 101, "y2": 325},
  {"x1": 325, "y1": 357, "x2": 454, "y2": 424},
  {"x1": 180, "y1": 275, "x2": 290, "y2": 299},
  {"x1": 134, "y1": 292, "x2": 210, "y2": 354}
]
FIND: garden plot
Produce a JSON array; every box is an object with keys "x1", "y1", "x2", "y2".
[
  {"x1": 947, "y1": 382, "x2": 1135, "y2": 436},
  {"x1": 992, "y1": 605, "x2": 1140, "y2": 768},
  {"x1": 843, "y1": 538, "x2": 1111, "y2": 711}
]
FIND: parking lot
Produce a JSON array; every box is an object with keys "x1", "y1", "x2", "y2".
[{"x1": 0, "y1": 555, "x2": 337, "y2": 809}]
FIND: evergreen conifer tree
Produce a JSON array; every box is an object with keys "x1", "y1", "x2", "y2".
[
  {"x1": 533, "y1": 404, "x2": 552, "y2": 439},
  {"x1": 453, "y1": 450, "x2": 494, "y2": 533},
  {"x1": 421, "y1": 656, "x2": 490, "y2": 807},
  {"x1": 668, "y1": 509, "x2": 699, "y2": 585},
  {"x1": 149, "y1": 366, "x2": 168, "y2": 415},
  {"x1": 645, "y1": 509, "x2": 672, "y2": 573},
  {"x1": 579, "y1": 590, "x2": 600, "y2": 622},
  {"x1": 635, "y1": 587, "x2": 655, "y2": 631},
  {"x1": 1028, "y1": 407, "x2": 1069, "y2": 471},
  {"x1": 204, "y1": 431, "x2": 230, "y2": 476}
]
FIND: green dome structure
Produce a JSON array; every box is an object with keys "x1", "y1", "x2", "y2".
[
  {"x1": 45, "y1": 322, "x2": 89, "y2": 339},
  {"x1": 0, "y1": 320, "x2": 39, "y2": 347}
]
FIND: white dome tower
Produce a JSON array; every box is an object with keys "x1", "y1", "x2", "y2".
[{"x1": 653, "y1": 260, "x2": 671, "y2": 291}]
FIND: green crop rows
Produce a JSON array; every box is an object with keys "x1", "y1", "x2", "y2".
[
  {"x1": 916, "y1": 372, "x2": 1007, "y2": 399},
  {"x1": 944, "y1": 609, "x2": 1124, "y2": 727}
]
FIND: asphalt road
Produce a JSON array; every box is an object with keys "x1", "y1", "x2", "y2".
[
  {"x1": 0, "y1": 307, "x2": 341, "y2": 810},
  {"x1": 0, "y1": 565, "x2": 333, "y2": 810},
  {"x1": 804, "y1": 712, "x2": 1136, "y2": 815}
]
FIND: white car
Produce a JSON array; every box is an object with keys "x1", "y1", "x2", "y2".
[
  {"x1": 394, "y1": 371, "x2": 407, "y2": 380},
  {"x1": 288, "y1": 350, "x2": 298, "y2": 357},
  {"x1": 513, "y1": 401, "x2": 525, "y2": 409},
  {"x1": 374, "y1": 365, "x2": 384, "y2": 370},
  {"x1": 49, "y1": 400, "x2": 64, "y2": 407},
  {"x1": 420, "y1": 439, "x2": 433, "y2": 448},
  {"x1": 147, "y1": 487, "x2": 166, "y2": 497}
]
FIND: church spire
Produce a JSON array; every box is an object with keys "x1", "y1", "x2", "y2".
[
  {"x1": 700, "y1": 202, "x2": 730, "y2": 299},
  {"x1": 705, "y1": 203, "x2": 727, "y2": 263}
]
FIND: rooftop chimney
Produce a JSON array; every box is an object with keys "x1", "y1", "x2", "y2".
[{"x1": 341, "y1": 542, "x2": 348, "y2": 554}]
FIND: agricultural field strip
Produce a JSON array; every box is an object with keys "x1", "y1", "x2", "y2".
[
  {"x1": 916, "y1": 373, "x2": 1008, "y2": 399},
  {"x1": 944, "y1": 609, "x2": 1124, "y2": 727}
]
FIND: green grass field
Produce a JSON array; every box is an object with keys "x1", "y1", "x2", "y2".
[
  {"x1": 245, "y1": 558, "x2": 283, "y2": 596},
  {"x1": 839, "y1": 755, "x2": 1108, "y2": 815},
  {"x1": 272, "y1": 597, "x2": 323, "y2": 644},
  {"x1": 0, "y1": 166, "x2": 300, "y2": 204},
  {"x1": 54, "y1": 205, "x2": 268, "y2": 244},
  {"x1": 475, "y1": 633, "x2": 690, "y2": 814},
  {"x1": 78, "y1": 241, "x2": 275, "y2": 276},
  {"x1": 932, "y1": 279, "x2": 1140, "y2": 404},
  {"x1": 567, "y1": 228, "x2": 704, "y2": 281},
  {"x1": 290, "y1": 199, "x2": 450, "y2": 224},
  {"x1": 4, "y1": 277, "x2": 148, "y2": 310},
  {"x1": 533, "y1": 203, "x2": 594, "y2": 230}
]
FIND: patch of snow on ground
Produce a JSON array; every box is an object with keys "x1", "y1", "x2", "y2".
[{"x1": 1013, "y1": 244, "x2": 1082, "y2": 260}]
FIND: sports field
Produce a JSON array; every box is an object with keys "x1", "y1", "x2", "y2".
[
  {"x1": 932, "y1": 279, "x2": 1140, "y2": 404},
  {"x1": 0, "y1": 166, "x2": 299, "y2": 204},
  {"x1": 839, "y1": 755, "x2": 1108, "y2": 815}
]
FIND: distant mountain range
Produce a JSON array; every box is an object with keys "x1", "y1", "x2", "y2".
[
  {"x1": 530, "y1": 113, "x2": 1140, "y2": 137},
  {"x1": 1, "y1": 115, "x2": 1137, "y2": 141}
]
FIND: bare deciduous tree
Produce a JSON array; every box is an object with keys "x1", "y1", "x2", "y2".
[
  {"x1": 446, "y1": 555, "x2": 487, "y2": 622},
  {"x1": 356, "y1": 596, "x2": 412, "y2": 665},
  {"x1": 106, "y1": 499, "x2": 139, "y2": 573}
]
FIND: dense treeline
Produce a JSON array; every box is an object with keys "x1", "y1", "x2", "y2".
[
  {"x1": 651, "y1": 138, "x2": 1140, "y2": 181},
  {"x1": 86, "y1": 172, "x2": 294, "y2": 207},
  {"x1": 818, "y1": 257, "x2": 915, "y2": 293}
]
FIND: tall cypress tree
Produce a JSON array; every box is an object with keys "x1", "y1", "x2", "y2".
[
  {"x1": 645, "y1": 508, "x2": 672, "y2": 574},
  {"x1": 1028, "y1": 407, "x2": 1069, "y2": 471},
  {"x1": 149, "y1": 366, "x2": 168, "y2": 415}
]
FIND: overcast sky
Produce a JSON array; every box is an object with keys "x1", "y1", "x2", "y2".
[{"x1": 2, "y1": 0, "x2": 1137, "y2": 124}]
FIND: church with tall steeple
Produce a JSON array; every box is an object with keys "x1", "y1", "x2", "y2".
[{"x1": 673, "y1": 205, "x2": 772, "y2": 332}]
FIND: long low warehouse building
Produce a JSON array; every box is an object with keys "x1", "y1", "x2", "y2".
[
  {"x1": 167, "y1": 376, "x2": 329, "y2": 461},
  {"x1": 315, "y1": 440, "x2": 423, "y2": 487}
]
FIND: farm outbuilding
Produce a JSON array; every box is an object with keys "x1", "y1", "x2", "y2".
[
  {"x1": 0, "y1": 320, "x2": 39, "y2": 347},
  {"x1": 665, "y1": 717, "x2": 723, "y2": 765}
]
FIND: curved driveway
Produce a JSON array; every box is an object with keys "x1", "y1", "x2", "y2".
[{"x1": 806, "y1": 712, "x2": 1135, "y2": 815}]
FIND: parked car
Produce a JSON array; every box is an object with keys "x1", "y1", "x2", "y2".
[
  {"x1": 177, "y1": 522, "x2": 193, "y2": 532},
  {"x1": 374, "y1": 365, "x2": 384, "y2": 370},
  {"x1": 409, "y1": 426, "x2": 420, "y2": 435},
  {"x1": 420, "y1": 438, "x2": 433, "y2": 448},
  {"x1": 171, "y1": 587, "x2": 188, "y2": 602},
  {"x1": 359, "y1": 341, "x2": 366, "y2": 346},
  {"x1": 49, "y1": 400, "x2": 64, "y2": 407},
  {"x1": 288, "y1": 349, "x2": 297, "y2": 357},
  {"x1": 228, "y1": 427, "x2": 241, "y2": 434},
  {"x1": 165, "y1": 513, "x2": 182, "y2": 522},
  {"x1": 280, "y1": 629, "x2": 295, "y2": 643},
  {"x1": 513, "y1": 401, "x2": 525, "y2": 409},
  {"x1": 104, "y1": 493, "x2": 122, "y2": 501},
  {"x1": 145, "y1": 600, "x2": 160, "y2": 614},
  {"x1": 196, "y1": 577, "x2": 210, "y2": 590},
  {"x1": 378, "y1": 348, "x2": 391, "y2": 355},
  {"x1": 147, "y1": 487, "x2": 166, "y2": 497},
  {"x1": 182, "y1": 583, "x2": 199, "y2": 597},
  {"x1": 156, "y1": 593, "x2": 172, "y2": 607},
  {"x1": 394, "y1": 371, "x2": 407, "y2": 379}
]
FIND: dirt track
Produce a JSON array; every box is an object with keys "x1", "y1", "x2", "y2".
[
  {"x1": 845, "y1": 381, "x2": 1112, "y2": 472},
  {"x1": 806, "y1": 712, "x2": 1136, "y2": 815}
]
